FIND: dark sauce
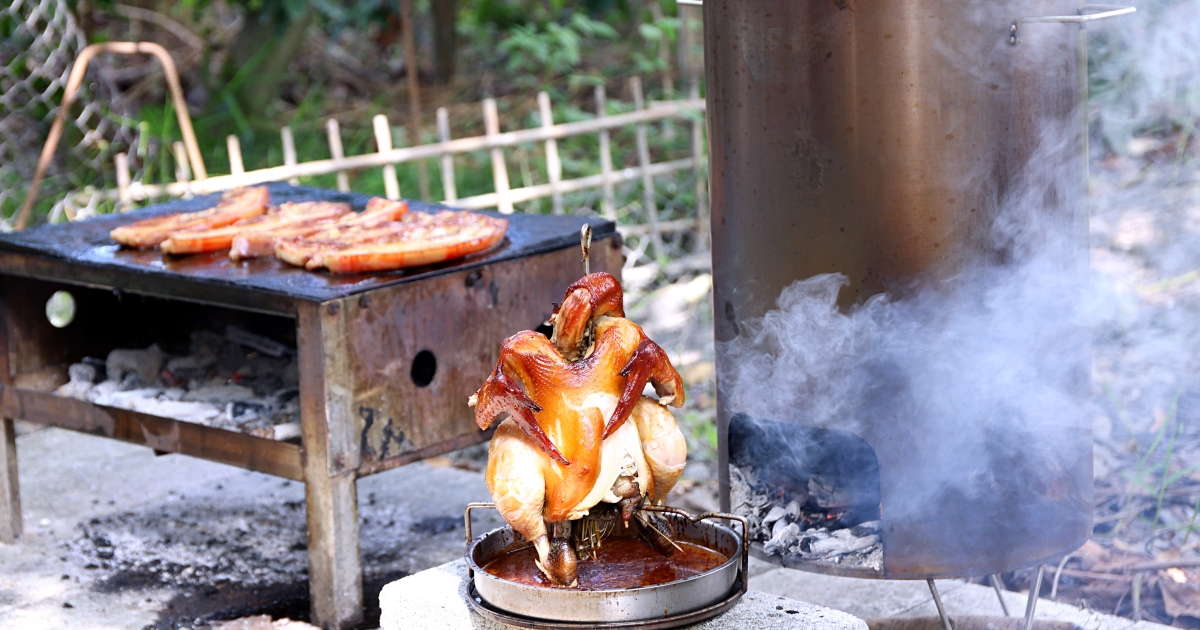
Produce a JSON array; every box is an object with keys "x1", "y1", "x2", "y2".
[{"x1": 482, "y1": 537, "x2": 727, "y2": 590}]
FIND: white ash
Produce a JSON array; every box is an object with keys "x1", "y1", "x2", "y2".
[
  {"x1": 731, "y1": 465, "x2": 883, "y2": 572},
  {"x1": 54, "y1": 327, "x2": 301, "y2": 440}
]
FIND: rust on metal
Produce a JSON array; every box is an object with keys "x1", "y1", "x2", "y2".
[{"x1": 344, "y1": 237, "x2": 623, "y2": 470}]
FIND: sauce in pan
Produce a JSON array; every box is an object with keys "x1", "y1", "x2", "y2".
[{"x1": 482, "y1": 537, "x2": 727, "y2": 590}]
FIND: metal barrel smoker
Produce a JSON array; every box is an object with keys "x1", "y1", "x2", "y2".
[{"x1": 704, "y1": 0, "x2": 1132, "y2": 614}]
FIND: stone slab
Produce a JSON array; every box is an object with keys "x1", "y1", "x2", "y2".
[
  {"x1": 749, "y1": 565, "x2": 1171, "y2": 630},
  {"x1": 379, "y1": 559, "x2": 867, "y2": 630}
]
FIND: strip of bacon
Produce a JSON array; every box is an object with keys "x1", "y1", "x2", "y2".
[
  {"x1": 319, "y1": 214, "x2": 509, "y2": 273},
  {"x1": 161, "y1": 201, "x2": 350, "y2": 255},
  {"x1": 226, "y1": 198, "x2": 407, "y2": 260},
  {"x1": 275, "y1": 207, "x2": 436, "y2": 268},
  {"x1": 109, "y1": 187, "x2": 269, "y2": 249}
]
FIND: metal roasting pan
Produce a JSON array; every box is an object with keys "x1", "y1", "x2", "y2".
[{"x1": 463, "y1": 503, "x2": 748, "y2": 626}]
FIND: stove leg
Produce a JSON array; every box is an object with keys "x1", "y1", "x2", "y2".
[
  {"x1": 0, "y1": 417, "x2": 20, "y2": 543},
  {"x1": 990, "y1": 574, "x2": 1011, "y2": 617},
  {"x1": 927, "y1": 578, "x2": 953, "y2": 630},
  {"x1": 303, "y1": 466, "x2": 362, "y2": 630},
  {"x1": 298, "y1": 301, "x2": 363, "y2": 630},
  {"x1": 1024, "y1": 565, "x2": 1045, "y2": 630}
]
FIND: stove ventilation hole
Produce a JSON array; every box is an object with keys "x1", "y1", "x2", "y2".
[
  {"x1": 46, "y1": 290, "x2": 76, "y2": 328},
  {"x1": 411, "y1": 349, "x2": 437, "y2": 387}
]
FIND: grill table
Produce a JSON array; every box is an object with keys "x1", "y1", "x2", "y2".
[{"x1": 0, "y1": 184, "x2": 621, "y2": 629}]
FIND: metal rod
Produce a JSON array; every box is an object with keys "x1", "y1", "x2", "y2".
[
  {"x1": 538, "y1": 92, "x2": 564, "y2": 215},
  {"x1": 581, "y1": 224, "x2": 592, "y2": 275},
  {"x1": 927, "y1": 579, "x2": 954, "y2": 630},
  {"x1": 373, "y1": 114, "x2": 401, "y2": 200},
  {"x1": 990, "y1": 574, "x2": 1011, "y2": 617},
  {"x1": 1050, "y1": 554, "x2": 1073, "y2": 599},
  {"x1": 324, "y1": 118, "x2": 349, "y2": 192},
  {"x1": 483, "y1": 98, "x2": 513, "y2": 214},
  {"x1": 1024, "y1": 565, "x2": 1045, "y2": 630},
  {"x1": 437, "y1": 107, "x2": 457, "y2": 202},
  {"x1": 16, "y1": 41, "x2": 207, "y2": 229}
]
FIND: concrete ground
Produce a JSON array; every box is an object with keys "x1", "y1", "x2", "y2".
[
  {"x1": 0, "y1": 424, "x2": 1176, "y2": 630},
  {"x1": 0, "y1": 424, "x2": 502, "y2": 629}
]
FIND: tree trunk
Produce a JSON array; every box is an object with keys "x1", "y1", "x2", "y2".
[
  {"x1": 431, "y1": 0, "x2": 458, "y2": 84},
  {"x1": 230, "y1": 7, "x2": 314, "y2": 118}
]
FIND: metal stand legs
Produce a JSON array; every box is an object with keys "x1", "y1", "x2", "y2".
[
  {"x1": 990, "y1": 574, "x2": 1011, "y2": 617},
  {"x1": 927, "y1": 578, "x2": 954, "y2": 630},
  {"x1": 1024, "y1": 565, "x2": 1045, "y2": 630}
]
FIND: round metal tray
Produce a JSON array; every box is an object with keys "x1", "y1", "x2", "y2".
[
  {"x1": 466, "y1": 575, "x2": 747, "y2": 629},
  {"x1": 463, "y1": 503, "x2": 749, "y2": 625}
]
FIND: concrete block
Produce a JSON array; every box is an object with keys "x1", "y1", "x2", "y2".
[{"x1": 379, "y1": 559, "x2": 868, "y2": 630}]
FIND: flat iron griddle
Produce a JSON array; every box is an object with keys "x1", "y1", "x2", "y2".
[{"x1": 0, "y1": 183, "x2": 615, "y2": 313}]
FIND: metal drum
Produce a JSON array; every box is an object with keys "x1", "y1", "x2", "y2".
[{"x1": 704, "y1": 0, "x2": 1132, "y2": 578}]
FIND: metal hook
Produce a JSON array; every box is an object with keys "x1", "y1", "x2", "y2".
[{"x1": 581, "y1": 224, "x2": 593, "y2": 275}]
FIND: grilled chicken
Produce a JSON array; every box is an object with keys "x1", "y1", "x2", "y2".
[
  {"x1": 109, "y1": 186, "x2": 269, "y2": 249},
  {"x1": 229, "y1": 198, "x2": 408, "y2": 260},
  {"x1": 162, "y1": 200, "x2": 351, "y2": 255},
  {"x1": 471, "y1": 273, "x2": 686, "y2": 587}
]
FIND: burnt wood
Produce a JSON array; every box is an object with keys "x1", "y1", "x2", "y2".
[{"x1": 0, "y1": 183, "x2": 616, "y2": 314}]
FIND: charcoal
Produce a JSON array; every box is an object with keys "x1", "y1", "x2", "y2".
[
  {"x1": 106, "y1": 344, "x2": 165, "y2": 387},
  {"x1": 226, "y1": 325, "x2": 293, "y2": 358}
]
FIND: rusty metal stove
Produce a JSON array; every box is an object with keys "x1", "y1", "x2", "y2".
[{"x1": 0, "y1": 183, "x2": 622, "y2": 630}]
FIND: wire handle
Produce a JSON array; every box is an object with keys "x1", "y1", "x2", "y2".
[{"x1": 1010, "y1": 5, "x2": 1135, "y2": 44}]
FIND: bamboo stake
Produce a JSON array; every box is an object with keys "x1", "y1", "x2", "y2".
[
  {"x1": 398, "y1": 0, "x2": 430, "y2": 199},
  {"x1": 227, "y1": 135, "x2": 245, "y2": 176},
  {"x1": 373, "y1": 114, "x2": 401, "y2": 200},
  {"x1": 538, "y1": 92, "x2": 564, "y2": 215},
  {"x1": 689, "y1": 79, "x2": 709, "y2": 249},
  {"x1": 630, "y1": 77, "x2": 662, "y2": 258},
  {"x1": 171, "y1": 141, "x2": 191, "y2": 185},
  {"x1": 115, "y1": 152, "x2": 132, "y2": 211},
  {"x1": 595, "y1": 85, "x2": 616, "y2": 221},
  {"x1": 483, "y1": 98, "x2": 513, "y2": 214},
  {"x1": 325, "y1": 118, "x2": 350, "y2": 192},
  {"x1": 281, "y1": 126, "x2": 299, "y2": 185},
  {"x1": 437, "y1": 107, "x2": 457, "y2": 202}
]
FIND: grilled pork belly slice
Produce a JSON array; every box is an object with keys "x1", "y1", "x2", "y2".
[
  {"x1": 274, "y1": 208, "x2": 440, "y2": 268},
  {"x1": 318, "y1": 213, "x2": 508, "y2": 273},
  {"x1": 226, "y1": 198, "x2": 406, "y2": 260},
  {"x1": 109, "y1": 186, "x2": 269, "y2": 249},
  {"x1": 162, "y1": 200, "x2": 351, "y2": 255}
]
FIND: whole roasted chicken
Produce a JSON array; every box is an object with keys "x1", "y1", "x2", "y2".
[{"x1": 470, "y1": 272, "x2": 687, "y2": 587}]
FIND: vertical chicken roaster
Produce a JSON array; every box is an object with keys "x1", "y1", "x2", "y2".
[{"x1": 470, "y1": 272, "x2": 688, "y2": 587}]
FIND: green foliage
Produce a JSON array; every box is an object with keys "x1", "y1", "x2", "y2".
[{"x1": 498, "y1": 14, "x2": 618, "y2": 82}]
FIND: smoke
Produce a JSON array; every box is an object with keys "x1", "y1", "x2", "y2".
[
  {"x1": 718, "y1": 87, "x2": 1098, "y2": 538},
  {"x1": 1089, "y1": 0, "x2": 1200, "y2": 153}
]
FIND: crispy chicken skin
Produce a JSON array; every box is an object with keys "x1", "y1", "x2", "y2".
[{"x1": 471, "y1": 272, "x2": 686, "y2": 586}]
